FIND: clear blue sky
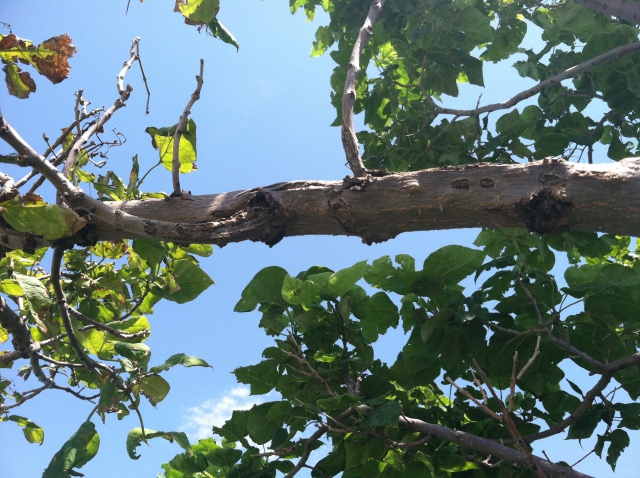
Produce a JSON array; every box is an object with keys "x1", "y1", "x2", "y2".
[{"x1": 0, "y1": 2, "x2": 635, "y2": 477}]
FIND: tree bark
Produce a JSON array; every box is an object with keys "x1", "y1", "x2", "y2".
[{"x1": 3, "y1": 158, "x2": 640, "y2": 251}]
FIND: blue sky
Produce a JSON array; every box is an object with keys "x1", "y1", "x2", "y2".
[{"x1": 1, "y1": 2, "x2": 636, "y2": 477}]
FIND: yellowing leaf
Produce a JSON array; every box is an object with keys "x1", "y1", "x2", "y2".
[
  {"x1": 177, "y1": 0, "x2": 220, "y2": 24},
  {"x1": 145, "y1": 119, "x2": 198, "y2": 174}
]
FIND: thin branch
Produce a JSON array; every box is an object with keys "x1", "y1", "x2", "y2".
[
  {"x1": 50, "y1": 246, "x2": 128, "y2": 391},
  {"x1": 172, "y1": 59, "x2": 204, "y2": 196},
  {"x1": 446, "y1": 376, "x2": 502, "y2": 420},
  {"x1": 341, "y1": 0, "x2": 385, "y2": 177},
  {"x1": 285, "y1": 334, "x2": 337, "y2": 398},
  {"x1": 434, "y1": 41, "x2": 640, "y2": 118},
  {"x1": 472, "y1": 359, "x2": 546, "y2": 478},
  {"x1": 68, "y1": 307, "x2": 149, "y2": 340}
]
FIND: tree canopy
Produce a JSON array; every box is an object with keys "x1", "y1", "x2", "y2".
[{"x1": 2, "y1": 1, "x2": 640, "y2": 477}]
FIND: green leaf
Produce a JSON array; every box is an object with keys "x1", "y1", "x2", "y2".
[
  {"x1": 234, "y1": 360, "x2": 279, "y2": 395},
  {"x1": 139, "y1": 374, "x2": 171, "y2": 406},
  {"x1": 362, "y1": 401, "x2": 401, "y2": 428},
  {"x1": 423, "y1": 245, "x2": 486, "y2": 285},
  {"x1": 149, "y1": 353, "x2": 213, "y2": 373},
  {"x1": 97, "y1": 379, "x2": 119, "y2": 417},
  {"x1": 43, "y1": 421, "x2": 99, "y2": 477},
  {"x1": 113, "y1": 341, "x2": 151, "y2": 365},
  {"x1": 145, "y1": 119, "x2": 198, "y2": 174},
  {"x1": 132, "y1": 239, "x2": 167, "y2": 268},
  {"x1": 2, "y1": 200, "x2": 86, "y2": 240},
  {"x1": 327, "y1": 260, "x2": 367, "y2": 297},
  {"x1": 357, "y1": 291, "x2": 399, "y2": 342},
  {"x1": 567, "y1": 404, "x2": 604, "y2": 439},
  {"x1": 166, "y1": 259, "x2": 214, "y2": 304},
  {"x1": 234, "y1": 266, "x2": 288, "y2": 312},
  {"x1": 282, "y1": 274, "x2": 322, "y2": 305},
  {"x1": 207, "y1": 18, "x2": 239, "y2": 51},
  {"x1": 246, "y1": 402, "x2": 279, "y2": 445},
  {"x1": 126, "y1": 428, "x2": 191, "y2": 460},
  {"x1": 0, "y1": 279, "x2": 24, "y2": 296},
  {"x1": 6, "y1": 415, "x2": 44, "y2": 444}
]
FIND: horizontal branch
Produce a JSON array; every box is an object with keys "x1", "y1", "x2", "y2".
[{"x1": 1, "y1": 157, "x2": 640, "y2": 251}]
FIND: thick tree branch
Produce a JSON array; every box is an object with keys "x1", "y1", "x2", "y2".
[
  {"x1": 342, "y1": 0, "x2": 385, "y2": 177},
  {"x1": 575, "y1": 0, "x2": 640, "y2": 25},
  {"x1": 1, "y1": 157, "x2": 639, "y2": 251}
]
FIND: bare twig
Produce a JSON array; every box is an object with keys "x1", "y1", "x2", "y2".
[
  {"x1": 61, "y1": 38, "x2": 140, "y2": 183},
  {"x1": 172, "y1": 59, "x2": 204, "y2": 196},
  {"x1": 341, "y1": 0, "x2": 385, "y2": 177}
]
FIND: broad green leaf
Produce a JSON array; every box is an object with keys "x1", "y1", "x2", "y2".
[
  {"x1": 423, "y1": 245, "x2": 486, "y2": 285},
  {"x1": 356, "y1": 291, "x2": 399, "y2": 342},
  {"x1": 97, "y1": 379, "x2": 119, "y2": 417},
  {"x1": 145, "y1": 119, "x2": 198, "y2": 174},
  {"x1": 43, "y1": 421, "x2": 99, "y2": 477},
  {"x1": 282, "y1": 274, "x2": 322, "y2": 305},
  {"x1": 7, "y1": 415, "x2": 44, "y2": 444},
  {"x1": 234, "y1": 266, "x2": 288, "y2": 312},
  {"x1": 0, "y1": 279, "x2": 23, "y2": 296},
  {"x1": 2, "y1": 200, "x2": 86, "y2": 240},
  {"x1": 113, "y1": 341, "x2": 151, "y2": 365},
  {"x1": 327, "y1": 260, "x2": 367, "y2": 297},
  {"x1": 126, "y1": 428, "x2": 191, "y2": 460},
  {"x1": 234, "y1": 360, "x2": 279, "y2": 395},
  {"x1": 149, "y1": 353, "x2": 212, "y2": 373},
  {"x1": 362, "y1": 401, "x2": 401, "y2": 428},
  {"x1": 139, "y1": 374, "x2": 171, "y2": 406},
  {"x1": 13, "y1": 272, "x2": 49, "y2": 315},
  {"x1": 166, "y1": 259, "x2": 214, "y2": 304},
  {"x1": 246, "y1": 402, "x2": 279, "y2": 445},
  {"x1": 132, "y1": 239, "x2": 166, "y2": 267},
  {"x1": 567, "y1": 404, "x2": 604, "y2": 439}
]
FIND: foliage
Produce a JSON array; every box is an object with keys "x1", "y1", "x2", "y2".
[
  {"x1": 159, "y1": 235, "x2": 640, "y2": 476},
  {"x1": 1, "y1": 0, "x2": 640, "y2": 477}
]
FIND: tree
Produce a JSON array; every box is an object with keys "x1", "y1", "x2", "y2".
[{"x1": 1, "y1": 0, "x2": 640, "y2": 476}]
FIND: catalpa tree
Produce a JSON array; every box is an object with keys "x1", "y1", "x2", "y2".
[{"x1": 1, "y1": 1, "x2": 640, "y2": 477}]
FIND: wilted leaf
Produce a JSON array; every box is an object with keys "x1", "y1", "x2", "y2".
[{"x1": 126, "y1": 428, "x2": 190, "y2": 460}]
